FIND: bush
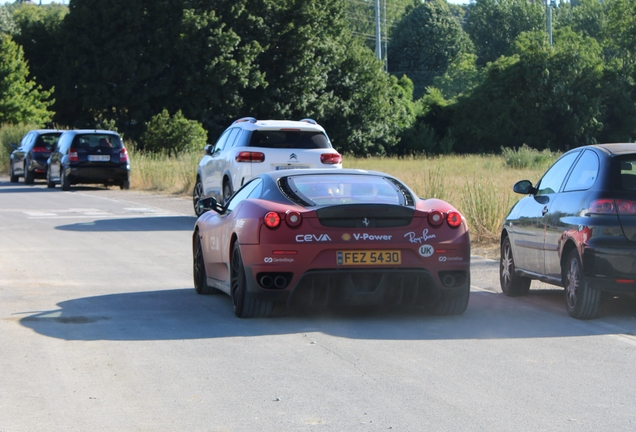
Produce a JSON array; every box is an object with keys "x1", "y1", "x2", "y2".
[
  {"x1": 0, "y1": 122, "x2": 38, "y2": 173},
  {"x1": 139, "y1": 109, "x2": 208, "y2": 156},
  {"x1": 501, "y1": 144, "x2": 558, "y2": 169}
]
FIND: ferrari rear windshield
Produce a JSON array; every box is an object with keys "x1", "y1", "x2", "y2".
[
  {"x1": 286, "y1": 174, "x2": 402, "y2": 206},
  {"x1": 248, "y1": 130, "x2": 331, "y2": 149}
]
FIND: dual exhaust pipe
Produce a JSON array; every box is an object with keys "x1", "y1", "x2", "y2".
[{"x1": 259, "y1": 274, "x2": 289, "y2": 289}]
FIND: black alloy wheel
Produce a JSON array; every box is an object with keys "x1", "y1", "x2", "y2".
[
  {"x1": 193, "y1": 233, "x2": 216, "y2": 295},
  {"x1": 24, "y1": 161, "x2": 35, "y2": 185},
  {"x1": 564, "y1": 249, "x2": 600, "y2": 319},
  {"x1": 60, "y1": 169, "x2": 70, "y2": 191},
  {"x1": 222, "y1": 180, "x2": 233, "y2": 205},
  {"x1": 193, "y1": 178, "x2": 204, "y2": 217},
  {"x1": 500, "y1": 237, "x2": 531, "y2": 296},
  {"x1": 230, "y1": 242, "x2": 273, "y2": 318}
]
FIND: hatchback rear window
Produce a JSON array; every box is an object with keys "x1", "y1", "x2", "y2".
[
  {"x1": 286, "y1": 174, "x2": 402, "y2": 206},
  {"x1": 619, "y1": 158, "x2": 636, "y2": 191},
  {"x1": 34, "y1": 133, "x2": 62, "y2": 149},
  {"x1": 73, "y1": 134, "x2": 123, "y2": 150},
  {"x1": 248, "y1": 130, "x2": 330, "y2": 149}
]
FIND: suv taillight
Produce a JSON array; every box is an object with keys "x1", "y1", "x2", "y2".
[
  {"x1": 120, "y1": 147, "x2": 129, "y2": 163},
  {"x1": 236, "y1": 151, "x2": 265, "y2": 163},
  {"x1": 69, "y1": 148, "x2": 78, "y2": 162},
  {"x1": 321, "y1": 153, "x2": 342, "y2": 164}
]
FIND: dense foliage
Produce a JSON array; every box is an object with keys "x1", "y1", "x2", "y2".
[{"x1": 2, "y1": 0, "x2": 636, "y2": 157}]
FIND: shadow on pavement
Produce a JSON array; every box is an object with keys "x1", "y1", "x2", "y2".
[
  {"x1": 18, "y1": 288, "x2": 636, "y2": 342},
  {"x1": 55, "y1": 216, "x2": 197, "y2": 232}
]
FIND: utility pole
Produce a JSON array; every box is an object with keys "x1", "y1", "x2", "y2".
[{"x1": 375, "y1": 0, "x2": 382, "y2": 61}]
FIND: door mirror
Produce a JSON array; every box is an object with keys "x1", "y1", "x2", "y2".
[
  {"x1": 197, "y1": 197, "x2": 223, "y2": 214},
  {"x1": 204, "y1": 144, "x2": 213, "y2": 156},
  {"x1": 513, "y1": 180, "x2": 536, "y2": 195}
]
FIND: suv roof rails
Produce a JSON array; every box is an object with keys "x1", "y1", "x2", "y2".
[
  {"x1": 299, "y1": 118, "x2": 317, "y2": 125},
  {"x1": 233, "y1": 117, "x2": 258, "y2": 124}
]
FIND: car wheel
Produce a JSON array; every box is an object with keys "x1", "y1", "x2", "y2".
[
  {"x1": 222, "y1": 180, "x2": 233, "y2": 205},
  {"x1": 193, "y1": 178, "x2": 205, "y2": 217},
  {"x1": 9, "y1": 162, "x2": 19, "y2": 183},
  {"x1": 60, "y1": 169, "x2": 70, "y2": 191},
  {"x1": 230, "y1": 242, "x2": 272, "y2": 318},
  {"x1": 24, "y1": 162, "x2": 35, "y2": 185},
  {"x1": 564, "y1": 249, "x2": 600, "y2": 319},
  {"x1": 431, "y1": 280, "x2": 470, "y2": 316},
  {"x1": 193, "y1": 232, "x2": 218, "y2": 295},
  {"x1": 120, "y1": 180, "x2": 130, "y2": 190},
  {"x1": 500, "y1": 236, "x2": 531, "y2": 296},
  {"x1": 46, "y1": 166, "x2": 55, "y2": 188}
]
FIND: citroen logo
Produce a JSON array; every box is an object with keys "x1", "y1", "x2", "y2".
[
  {"x1": 362, "y1": 218, "x2": 370, "y2": 227},
  {"x1": 289, "y1": 153, "x2": 298, "y2": 161}
]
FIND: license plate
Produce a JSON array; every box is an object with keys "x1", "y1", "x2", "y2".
[
  {"x1": 276, "y1": 165, "x2": 310, "y2": 170},
  {"x1": 337, "y1": 250, "x2": 401, "y2": 265},
  {"x1": 88, "y1": 155, "x2": 111, "y2": 162}
]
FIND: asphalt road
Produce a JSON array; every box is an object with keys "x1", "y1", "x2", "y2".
[{"x1": 1, "y1": 178, "x2": 635, "y2": 432}]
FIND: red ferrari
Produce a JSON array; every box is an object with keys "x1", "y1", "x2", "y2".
[{"x1": 192, "y1": 169, "x2": 470, "y2": 317}]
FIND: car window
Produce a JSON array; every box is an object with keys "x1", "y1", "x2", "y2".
[
  {"x1": 248, "y1": 131, "x2": 331, "y2": 149},
  {"x1": 34, "y1": 133, "x2": 62, "y2": 151},
  {"x1": 212, "y1": 130, "x2": 231, "y2": 153},
  {"x1": 536, "y1": 152, "x2": 580, "y2": 195},
  {"x1": 73, "y1": 134, "x2": 123, "y2": 150},
  {"x1": 223, "y1": 129, "x2": 240, "y2": 150},
  {"x1": 564, "y1": 150, "x2": 599, "y2": 192},
  {"x1": 226, "y1": 178, "x2": 262, "y2": 212},
  {"x1": 286, "y1": 174, "x2": 402, "y2": 206},
  {"x1": 20, "y1": 133, "x2": 34, "y2": 150},
  {"x1": 619, "y1": 157, "x2": 636, "y2": 191}
]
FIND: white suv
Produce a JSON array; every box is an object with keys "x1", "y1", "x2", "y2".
[{"x1": 193, "y1": 117, "x2": 342, "y2": 215}]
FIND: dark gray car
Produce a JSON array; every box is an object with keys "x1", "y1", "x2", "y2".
[{"x1": 9, "y1": 130, "x2": 63, "y2": 184}]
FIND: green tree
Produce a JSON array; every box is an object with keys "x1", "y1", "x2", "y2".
[
  {"x1": 140, "y1": 109, "x2": 208, "y2": 155},
  {"x1": 0, "y1": 5, "x2": 19, "y2": 36},
  {"x1": 388, "y1": 0, "x2": 473, "y2": 99},
  {"x1": 346, "y1": 0, "x2": 418, "y2": 51},
  {"x1": 0, "y1": 34, "x2": 53, "y2": 125},
  {"x1": 464, "y1": 0, "x2": 545, "y2": 66}
]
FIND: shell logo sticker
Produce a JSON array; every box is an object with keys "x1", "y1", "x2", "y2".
[
  {"x1": 419, "y1": 245, "x2": 434, "y2": 257},
  {"x1": 342, "y1": 233, "x2": 351, "y2": 241}
]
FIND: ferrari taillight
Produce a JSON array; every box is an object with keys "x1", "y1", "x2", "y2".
[
  {"x1": 264, "y1": 212, "x2": 281, "y2": 228},
  {"x1": 236, "y1": 151, "x2": 265, "y2": 163},
  {"x1": 447, "y1": 211, "x2": 462, "y2": 228},
  {"x1": 285, "y1": 210, "x2": 302, "y2": 227},
  {"x1": 320, "y1": 153, "x2": 342, "y2": 164},
  {"x1": 428, "y1": 210, "x2": 444, "y2": 226}
]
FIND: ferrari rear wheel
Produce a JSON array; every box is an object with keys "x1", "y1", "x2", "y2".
[
  {"x1": 230, "y1": 242, "x2": 272, "y2": 318},
  {"x1": 193, "y1": 233, "x2": 217, "y2": 295},
  {"x1": 500, "y1": 237, "x2": 531, "y2": 296}
]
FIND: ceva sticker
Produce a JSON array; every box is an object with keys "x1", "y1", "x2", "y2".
[{"x1": 419, "y1": 245, "x2": 434, "y2": 257}]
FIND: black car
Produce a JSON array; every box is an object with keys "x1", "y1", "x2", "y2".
[
  {"x1": 500, "y1": 143, "x2": 636, "y2": 319},
  {"x1": 46, "y1": 130, "x2": 130, "y2": 190},
  {"x1": 9, "y1": 130, "x2": 63, "y2": 184}
]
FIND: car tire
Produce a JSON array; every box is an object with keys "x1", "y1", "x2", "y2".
[
  {"x1": 60, "y1": 169, "x2": 70, "y2": 191},
  {"x1": 46, "y1": 166, "x2": 55, "y2": 188},
  {"x1": 564, "y1": 249, "x2": 600, "y2": 319},
  {"x1": 193, "y1": 177, "x2": 205, "y2": 217},
  {"x1": 222, "y1": 179, "x2": 233, "y2": 206},
  {"x1": 230, "y1": 242, "x2": 272, "y2": 318},
  {"x1": 500, "y1": 236, "x2": 531, "y2": 296},
  {"x1": 431, "y1": 279, "x2": 470, "y2": 316},
  {"x1": 24, "y1": 162, "x2": 35, "y2": 185},
  {"x1": 193, "y1": 232, "x2": 218, "y2": 295},
  {"x1": 120, "y1": 180, "x2": 130, "y2": 190},
  {"x1": 9, "y1": 163, "x2": 19, "y2": 183}
]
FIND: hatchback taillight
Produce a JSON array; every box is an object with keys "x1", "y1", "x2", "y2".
[
  {"x1": 321, "y1": 153, "x2": 342, "y2": 164},
  {"x1": 589, "y1": 199, "x2": 636, "y2": 215},
  {"x1": 236, "y1": 151, "x2": 265, "y2": 163},
  {"x1": 120, "y1": 147, "x2": 129, "y2": 163},
  {"x1": 69, "y1": 148, "x2": 78, "y2": 162},
  {"x1": 31, "y1": 147, "x2": 48, "y2": 153}
]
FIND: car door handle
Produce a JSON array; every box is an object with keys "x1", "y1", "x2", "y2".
[{"x1": 542, "y1": 206, "x2": 549, "y2": 215}]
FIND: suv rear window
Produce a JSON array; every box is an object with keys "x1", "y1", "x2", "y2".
[
  {"x1": 248, "y1": 130, "x2": 330, "y2": 149},
  {"x1": 73, "y1": 134, "x2": 123, "y2": 150}
]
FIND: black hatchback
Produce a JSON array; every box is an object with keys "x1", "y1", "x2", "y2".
[
  {"x1": 500, "y1": 144, "x2": 636, "y2": 319},
  {"x1": 46, "y1": 130, "x2": 130, "y2": 190},
  {"x1": 9, "y1": 129, "x2": 63, "y2": 184}
]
